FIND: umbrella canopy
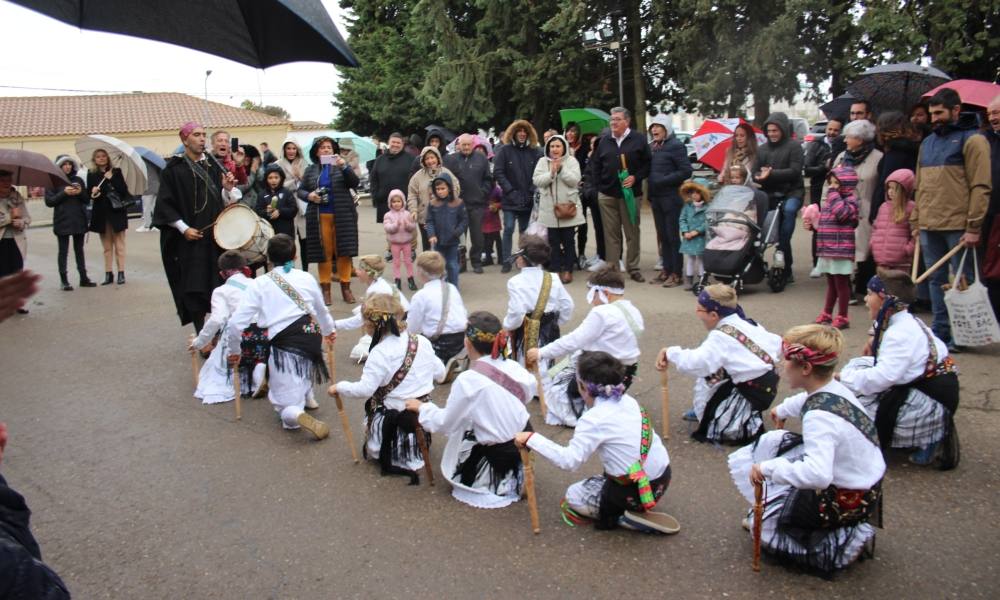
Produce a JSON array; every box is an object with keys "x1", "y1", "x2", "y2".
[
  {"x1": 424, "y1": 125, "x2": 457, "y2": 146},
  {"x1": 691, "y1": 119, "x2": 766, "y2": 172},
  {"x1": 922, "y1": 79, "x2": 1000, "y2": 109},
  {"x1": 331, "y1": 132, "x2": 377, "y2": 165},
  {"x1": 75, "y1": 134, "x2": 148, "y2": 195},
  {"x1": 0, "y1": 149, "x2": 70, "y2": 188},
  {"x1": 10, "y1": 0, "x2": 358, "y2": 68},
  {"x1": 133, "y1": 146, "x2": 165, "y2": 195},
  {"x1": 847, "y1": 62, "x2": 951, "y2": 115},
  {"x1": 560, "y1": 108, "x2": 611, "y2": 136},
  {"x1": 819, "y1": 92, "x2": 857, "y2": 121}
]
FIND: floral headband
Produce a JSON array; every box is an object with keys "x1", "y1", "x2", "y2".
[{"x1": 577, "y1": 377, "x2": 626, "y2": 401}]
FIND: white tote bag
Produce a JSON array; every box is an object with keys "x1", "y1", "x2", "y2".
[{"x1": 945, "y1": 249, "x2": 1000, "y2": 347}]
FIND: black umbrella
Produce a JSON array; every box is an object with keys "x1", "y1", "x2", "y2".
[
  {"x1": 847, "y1": 62, "x2": 950, "y2": 116},
  {"x1": 819, "y1": 92, "x2": 856, "y2": 121},
  {"x1": 424, "y1": 125, "x2": 457, "y2": 146},
  {"x1": 10, "y1": 0, "x2": 358, "y2": 68},
  {"x1": 0, "y1": 149, "x2": 70, "y2": 188}
]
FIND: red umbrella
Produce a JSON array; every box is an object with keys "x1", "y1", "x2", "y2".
[
  {"x1": 691, "y1": 119, "x2": 766, "y2": 172},
  {"x1": 922, "y1": 79, "x2": 1000, "y2": 109}
]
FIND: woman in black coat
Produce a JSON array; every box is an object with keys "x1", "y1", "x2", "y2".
[
  {"x1": 45, "y1": 155, "x2": 96, "y2": 290},
  {"x1": 86, "y1": 149, "x2": 131, "y2": 285},
  {"x1": 295, "y1": 136, "x2": 360, "y2": 304},
  {"x1": 871, "y1": 111, "x2": 921, "y2": 224}
]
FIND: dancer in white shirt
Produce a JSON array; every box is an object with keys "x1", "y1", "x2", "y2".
[
  {"x1": 189, "y1": 251, "x2": 267, "y2": 404},
  {"x1": 729, "y1": 324, "x2": 886, "y2": 575},
  {"x1": 334, "y1": 254, "x2": 410, "y2": 362},
  {"x1": 516, "y1": 351, "x2": 677, "y2": 534},
  {"x1": 331, "y1": 293, "x2": 444, "y2": 483},
  {"x1": 838, "y1": 269, "x2": 960, "y2": 469},
  {"x1": 406, "y1": 311, "x2": 535, "y2": 508},
  {"x1": 656, "y1": 284, "x2": 781, "y2": 444},
  {"x1": 226, "y1": 235, "x2": 336, "y2": 440},
  {"x1": 407, "y1": 251, "x2": 469, "y2": 381},
  {"x1": 526, "y1": 267, "x2": 642, "y2": 427},
  {"x1": 503, "y1": 235, "x2": 573, "y2": 366}
]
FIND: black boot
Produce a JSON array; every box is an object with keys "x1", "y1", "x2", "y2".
[
  {"x1": 60, "y1": 272, "x2": 73, "y2": 291},
  {"x1": 101, "y1": 272, "x2": 113, "y2": 285},
  {"x1": 117, "y1": 271, "x2": 125, "y2": 285},
  {"x1": 395, "y1": 278, "x2": 402, "y2": 290},
  {"x1": 79, "y1": 272, "x2": 97, "y2": 287},
  {"x1": 407, "y1": 276, "x2": 417, "y2": 291}
]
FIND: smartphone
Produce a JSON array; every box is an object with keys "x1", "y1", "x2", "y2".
[
  {"x1": 230, "y1": 137, "x2": 240, "y2": 153},
  {"x1": 320, "y1": 154, "x2": 335, "y2": 165}
]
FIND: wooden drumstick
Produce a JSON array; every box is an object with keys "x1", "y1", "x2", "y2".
[
  {"x1": 519, "y1": 448, "x2": 541, "y2": 534},
  {"x1": 752, "y1": 481, "x2": 764, "y2": 572},
  {"x1": 189, "y1": 335, "x2": 200, "y2": 388},
  {"x1": 660, "y1": 368, "x2": 670, "y2": 440},
  {"x1": 414, "y1": 423, "x2": 434, "y2": 486}
]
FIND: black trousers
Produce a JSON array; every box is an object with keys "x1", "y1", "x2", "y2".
[
  {"x1": 854, "y1": 257, "x2": 876, "y2": 296},
  {"x1": 298, "y1": 236, "x2": 309, "y2": 271},
  {"x1": 419, "y1": 224, "x2": 431, "y2": 251},
  {"x1": 579, "y1": 193, "x2": 605, "y2": 260},
  {"x1": 465, "y1": 205, "x2": 484, "y2": 266},
  {"x1": 547, "y1": 226, "x2": 577, "y2": 272},
  {"x1": 0, "y1": 238, "x2": 23, "y2": 277},
  {"x1": 650, "y1": 195, "x2": 683, "y2": 275},
  {"x1": 56, "y1": 234, "x2": 87, "y2": 276}
]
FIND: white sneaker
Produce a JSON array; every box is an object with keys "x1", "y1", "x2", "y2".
[
  {"x1": 305, "y1": 389, "x2": 319, "y2": 409},
  {"x1": 587, "y1": 258, "x2": 608, "y2": 272},
  {"x1": 809, "y1": 266, "x2": 821, "y2": 278},
  {"x1": 135, "y1": 225, "x2": 150, "y2": 232},
  {"x1": 654, "y1": 257, "x2": 663, "y2": 271},
  {"x1": 618, "y1": 260, "x2": 625, "y2": 271}
]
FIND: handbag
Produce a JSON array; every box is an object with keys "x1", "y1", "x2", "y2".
[
  {"x1": 553, "y1": 201, "x2": 577, "y2": 220},
  {"x1": 944, "y1": 249, "x2": 1000, "y2": 347},
  {"x1": 99, "y1": 176, "x2": 135, "y2": 211}
]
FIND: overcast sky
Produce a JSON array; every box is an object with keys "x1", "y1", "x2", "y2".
[{"x1": 1, "y1": 1, "x2": 350, "y2": 124}]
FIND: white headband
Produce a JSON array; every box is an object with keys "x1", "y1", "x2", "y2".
[{"x1": 586, "y1": 284, "x2": 625, "y2": 305}]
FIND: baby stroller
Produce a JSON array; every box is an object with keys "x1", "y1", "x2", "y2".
[{"x1": 696, "y1": 185, "x2": 789, "y2": 294}]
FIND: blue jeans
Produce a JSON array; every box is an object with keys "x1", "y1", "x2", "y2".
[
  {"x1": 778, "y1": 196, "x2": 802, "y2": 270},
  {"x1": 501, "y1": 209, "x2": 532, "y2": 265},
  {"x1": 920, "y1": 230, "x2": 971, "y2": 344},
  {"x1": 436, "y1": 244, "x2": 460, "y2": 287}
]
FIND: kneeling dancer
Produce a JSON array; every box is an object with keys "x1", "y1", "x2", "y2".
[
  {"x1": 657, "y1": 284, "x2": 780, "y2": 444},
  {"x1": 729, "y1": 324, "x2": 885, "y2": 575},
  {"x1": 516, "y1": 351, "x2": 676, "y2": 534},
  {"x1": 407, "y1": 311, "x2": 536, "y2": 508},
  {"x1": 332, "y1": 293, "x2": 444, "y2": 483},
  {"x1": 226, "y1": 234, "x2": 335, "y2": 439},
  {"x1": 407, "y1": 250, "x2": 469, "y2": 380}
]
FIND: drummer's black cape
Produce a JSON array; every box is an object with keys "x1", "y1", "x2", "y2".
[{"x1": 153, "y1": 155, "x2": 227, "y2": 326}]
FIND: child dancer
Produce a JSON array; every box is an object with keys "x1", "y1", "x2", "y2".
[
  {"x1": 426, "y1": 173, "x2": 468, "y2": 287},
  {"x1": 526, "y1": 267, "x2": 642, "y2": 427},
  {"x1": 656, "y1": 284, "x2": 781, "y2": 444},
  {"x1": 814, "y1": 165, "x2": 859, "y2": 330},
  {"x1": 225, "y1": 234, "x2": 335, "y2": 440},
  {"x1": 190, "y1": 251, "x2": 267, "y2": 404},
  {"x1": 503, "y1": 235, "x2": 574, "y2": 367},
  {"x1": 838, "y1": 269, "x2": 959, "y2": 468},
  {"x1": 406, "y1": 311, "x2": 536, "y2": 508},
  {"x1": 334, "y1": 254, "x2": 411, "y2": 362},
  {"x1": 515, "y1": 351, "x2": 676, "y2": 534},
  {"x1": 407, "y1": 251, "x2": 469, "y2": 380},
  {"x1": 869, "y1": 169, "x2": 916, "y2": 272},
  {"x1": 677, "y1": 180, "x2": 709, "y2": 290},
  {"x1": 383, "y1": 189, "x2": 418, "y2": 290},
  {"x1": 331, "y1": 293, "x2": 444, "y2": 483},
  {"x1": 728, "y1": 324, "x2": 885, "y2": 575}
]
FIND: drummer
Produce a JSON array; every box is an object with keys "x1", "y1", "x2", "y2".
[{"x1": 153, "y1": 122, "x2": 242, "y2": 334}]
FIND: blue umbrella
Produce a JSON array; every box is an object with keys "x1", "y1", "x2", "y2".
[
  {"x1": 133, "y1": 146, "x2": 165, "y2": 195},
  {"x1": 133, "y1": 146, "x2": 166, "y2": 170}
]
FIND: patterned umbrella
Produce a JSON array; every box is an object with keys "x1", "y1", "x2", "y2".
[
  {"x1": 691, "y1": 119, "x2": 766, "y2": 172},
  {"x1": 74, "y1": 134, "x2": 148, "y2": 195},
  {"x1": 847, "y1": 62, "x2": 951, "y2": 115},
  {"x1": 922, "y1": 79, "x2": 1000, "y2": 109}
]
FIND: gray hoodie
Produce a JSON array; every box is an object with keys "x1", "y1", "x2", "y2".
[{"x1": 753, "y1": 112, "x2": 804, "y2": 199}]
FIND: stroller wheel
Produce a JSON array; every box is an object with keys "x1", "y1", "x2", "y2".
[
  {"x1": 767, "y1": 267, "x2": 788, "y2": 293},
  {"x1": 692, "y1": 274, "x2": 708, "y2": 295},
  {"x1": 733, "y1": 277, "x2": 744, "y2": 294}
]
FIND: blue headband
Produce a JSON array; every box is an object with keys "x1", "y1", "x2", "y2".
[
  {"x1": 867, "y1": 275, "x2": 909, "y2": 363},
  {"x1": 697, "y1": 290, "x2": 754, "y2": 324}
]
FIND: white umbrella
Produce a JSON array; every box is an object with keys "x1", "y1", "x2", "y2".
[{"x1": 74, "y1": 134, "x2": 148, "y2": 195}]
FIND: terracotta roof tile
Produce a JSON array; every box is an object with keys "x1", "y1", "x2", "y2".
[{"x1": 0, "y1": 92, "x2": 289, "y2": 139}]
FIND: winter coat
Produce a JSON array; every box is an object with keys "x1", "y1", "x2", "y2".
[
  {"x1": 45, "y1": 169, "x2": 88, "y2": 236},
  {"x1": 816, "y1": 166, "x2": 860, "y2": 261},
  {"x1": 407, "y1": 146, "x2": 461, "y2": 225},
  {"x1": 803, "y1": 136, "x2": 836, "y2": 202},
  {"x1": 0, "y1": 475, "x2": 70, "y2": 600},
  {"x1": 679, "y1": 202, "x2": 708, "y2": 255},
  {"x1": 483, "y1": 186, "x2": 502, "y2": 234},
  {"x1": 256, "y1": 165, "x2": 297, "y2": 238},
  {"x1": 912, "y1": 114, "x2": 992, "y2": 234},
  {"x1": 648, "y1": 132, "x2": 693, "y2": 201},
  {"x1": 370, "y1": 147, "x2": 416, "y2": 221},
  {"x1": 494, "y1": 120, "x2": 542, "y2": 212},
  {"x1": 383, "y1": 205, "x2": 417, "y2": 245},
  {"x1": 277, "y1": 139, "x2": 309, "y2": 238},
  {"x1": 0, "y1": 189, "x2": 32, "y2": 259},
  {"x1": 532, "y1": 135, "x2": 585, "y2": 229},
  {"x1": 297, "y1": 140, "x2": 360, "y2": 261},
  {"x1": 752, "y1": 112, "x2": 805, "y2": 200},
  {"x1": 443, "y1": 149, "x2": 493, "y2": 208},
  {"x1": 870, "y1": 168, "x2": 915, "y2": 269},
  {"x1": 86, "y1": 167, "x2": 130, "y2": 233},
  {"x1": 870, "y1": 137, "x2": 919, "y2": 223},
  {"x1": 827, "y1": 146, "x2": 883, "y2": 261},
  {"x1": 587, "y1": 129, "x2": 652, "y2": 199},
  {"x1": 425, "y1": 173, "x2": 469, "y2": 248}
]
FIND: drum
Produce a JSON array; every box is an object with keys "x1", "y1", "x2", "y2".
[{"x1": 214, "y1": 204, "x2": 274, "y2": 265}]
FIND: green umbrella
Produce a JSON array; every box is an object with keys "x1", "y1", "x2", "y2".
[
  {"x1": 559, "y1": 108, "x2": 611, "y2": 136},
  {"x1": 618, "y1": 154, "x2": 637, "y2": 225}
]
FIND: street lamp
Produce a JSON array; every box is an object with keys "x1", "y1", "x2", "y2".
[
  {"x1": 583, "y1": 22, "x2": 624, "y2": 107},
  {"x1": 203, "y1": 70, "x2": 213, "y2": 126}
]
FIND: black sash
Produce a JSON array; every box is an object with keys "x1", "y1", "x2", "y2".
[
  {"x1": 269, "y1": 314, "x2": 327, "y2": 383},
  {"x1": 692, "y1": 369, "x2": 777, "y2": 442},
  {"x1": 456, "y1": 421, "x2": 533, "y2": 492}
]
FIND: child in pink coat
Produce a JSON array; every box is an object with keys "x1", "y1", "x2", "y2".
[
  {"x1": 383, "y1": 189, "x2": 417, "y2": 290},
  {"x1": 870, "y1": 169, "x2": 916, "y2": 272}
]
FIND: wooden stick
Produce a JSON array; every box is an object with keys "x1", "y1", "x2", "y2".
[
  {"x1": 752, "y1": 481, "x2": 764, "y2": 572},
  {"x1": 414, "y1": 423, "x2": 434, "y2": 486},
  {"x1": 232, "y1": 365, "x2": 242, "y2": 421},
  {"x1": 532, "y1": 364, "x2": 548, "y2": 419},
  {"x1": 189, "y1": 335, "x2": 200, "y2": 388},
  {"x1": 519, "y1": 448, "x2": 541, "y2": 534},
  {"x1": 326, "y1": 339, "x2": 337, "y2": 383},
  {"x1": 333, "y1": 392, "x2": 360, "y2": 463},
  {"x1": 911, "y1": 239, "x2": 921, "y2": 282},
  {"x1": 914, "y1": 242, "x2": 964, "y2": 284},
  {"x1": 659, "y1": 368, "x2": 670, "y2": 440}
]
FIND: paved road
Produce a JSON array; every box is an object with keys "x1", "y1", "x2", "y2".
[{"x1": 3, "y1": 206, "x2": 998, "y2": 599}]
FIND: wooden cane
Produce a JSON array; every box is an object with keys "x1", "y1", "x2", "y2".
[
  {"x1": 232, "y1": 364, "x2": 242, "y2": 421},
  {"x1": 414, "y1": 423, "x2": 434, "y2": 486},
  {"x1": 752, "y1": 480, "x2": 764, "y2": 572},
  {"x1": 532, "y1": 366, "x2": 548, "y2": 419},
  {"x1": 914, "y1": 242, "x2": 964, "y2": 284},
  {"x1": 326, "y1": 340, "x2": 360, "y2": 463},
  {"x1": 911, "y1": 240, "x2": 921, "y2": 282},
  {"x1": 519, "y1": 447, "x2": 541, "y2": 534},
  {"x1": 659, "y1": 368, "x2": 670, "y2": 440},
  {"x1": 189, "y1": 335, "x2": 200, "y2": 388}
]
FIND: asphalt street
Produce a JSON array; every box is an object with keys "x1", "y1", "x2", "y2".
[{"x1": 2, "y1": 203, "x2": 998, "y2": 599}]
